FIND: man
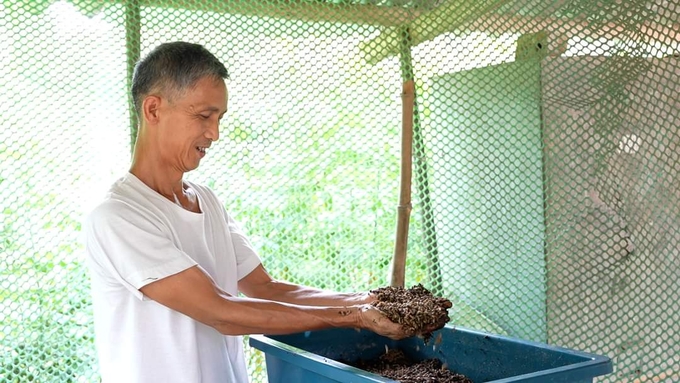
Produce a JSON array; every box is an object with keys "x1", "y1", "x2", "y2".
[{"x1": 84, "y1": 41, "x2": 414, "y2": 383}]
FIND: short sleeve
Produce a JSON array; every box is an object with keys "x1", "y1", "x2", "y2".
[
  {"x1": 85, "y1": 201, "x2": 197, "y2": 300},
  {"x1": 224, "y1": 212, "x2": 262, "y2": 280}
]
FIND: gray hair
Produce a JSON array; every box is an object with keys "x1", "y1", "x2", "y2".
[{"x1": 131, "y1": 41, "x2": 229, "y2": 116}]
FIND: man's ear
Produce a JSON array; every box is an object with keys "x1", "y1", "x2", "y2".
[{"x1": 142, "y1": 95, "x2": 162, "y2": 125}]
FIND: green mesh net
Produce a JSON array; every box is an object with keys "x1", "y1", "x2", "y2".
[{"x1": 1, "y1": 0, "x2": 678, "y2": 382}]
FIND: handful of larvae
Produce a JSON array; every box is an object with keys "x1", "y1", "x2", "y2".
[{"x1": 371, "y1": 284, "x2": 452, "y2": 337}]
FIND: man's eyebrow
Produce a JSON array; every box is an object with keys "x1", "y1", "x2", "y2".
[
  {"x1": 200, "y1": 106, "x2": 222, "y2": 112},
  {"x1": 195, "y1": 106, "x2": 228, "y2": 116}
]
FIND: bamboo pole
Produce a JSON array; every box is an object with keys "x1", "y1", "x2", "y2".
[
  {"x1": 389, "y1": 27, "x2": 443, "y2": 289},
  {"x1": 390, "y1": 80, "x2": 415, "y2": 287},
  {"x1": 400, "y1": 32, "x2": 444, "y2": 292}
]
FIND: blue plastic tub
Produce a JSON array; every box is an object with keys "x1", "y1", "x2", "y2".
[{"x1": 249, "y1": 326, "x2": 612, "y2": 382}]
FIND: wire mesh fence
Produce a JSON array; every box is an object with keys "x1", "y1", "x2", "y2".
[{"x1": 0, "y1": 0, "x2": 678, "y2": 382}]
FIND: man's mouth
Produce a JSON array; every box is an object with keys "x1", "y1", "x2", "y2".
[{"x1": 196, "y1": 146, "x2": 208, "y2": 154}]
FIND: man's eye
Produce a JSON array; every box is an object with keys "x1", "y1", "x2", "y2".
[{"x1": 200, "y1": 114, "x2": 210, "y2": 119}]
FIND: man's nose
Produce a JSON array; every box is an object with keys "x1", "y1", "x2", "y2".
[{"x1": 206, "y1": 121, "x2": 220, "y2": 141}]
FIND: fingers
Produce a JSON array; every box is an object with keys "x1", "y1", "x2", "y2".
[
  {"x1": 434, "y1": 297, "x2": 453, "y2": 309},
  {"x1": 359, "y1": 305, "x2": 412, "y2": 340},
  {"x1": 414, "y1": 314, "x2": 449, "y2": 336},
  {"x1": 358, "y1": 302, "x2": 451, "y2": 340},
  {"x1": 422, "y1": 322, "x2": 446, "y2": 334},
  {"x1": 382, "y1": 321, "x2": 413, "y2": 340}
]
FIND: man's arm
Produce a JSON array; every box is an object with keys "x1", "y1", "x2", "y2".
[
  {"x1": 140, "y1": 265, "x2": 408, "y2": 339},
  {"x1": 238, "y1": 264, "x2": 374, "y2": 306},
  {"x1": 238, "y1": 265, "x2": 453, "y2": 336}
]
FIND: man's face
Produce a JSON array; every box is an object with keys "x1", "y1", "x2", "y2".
[{"x1": 156, "y1": 76, "x2": 228, "y2": 172}]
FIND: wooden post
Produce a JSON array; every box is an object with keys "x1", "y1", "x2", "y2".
[{"x1": 390, "y1": 80, "x2": 415, "y2": 287}]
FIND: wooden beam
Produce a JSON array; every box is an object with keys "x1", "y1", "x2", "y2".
[
  {"x1": 140, "y1": 0, "x2": 415, "y2": 27},
  {"x1": 360, "y1": 0, "x2": 510, "y2": 64},
  {"x1": 361, "y1": 4, "x2": 680, "y2": 64},
  {"x1": 459, "y1": 13, "x2": 680, "y2": 49}
]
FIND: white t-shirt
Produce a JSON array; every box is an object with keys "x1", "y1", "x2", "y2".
[{"x1": 85, "y1": 173, "x2": 261, "y2": 383}]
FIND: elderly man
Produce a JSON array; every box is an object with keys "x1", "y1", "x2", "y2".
[{"x1": 85, "y1": 41, "x2": 411, "y2": 382}]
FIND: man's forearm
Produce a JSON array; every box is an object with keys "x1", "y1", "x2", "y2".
[
  {"x1": 247, "y1": 280, "x2": 373, "y2": 307},
  {"x1": 139, "y1": 265, "x2": 402, "y2": 338},
  {"x1": 210, "y1": 295, "x2": 360, "y2": 335},
  {"x1": 238, "y1": 265, "x2": 375, "y2": 307}
]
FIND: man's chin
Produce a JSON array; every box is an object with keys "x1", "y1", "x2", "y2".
[{"x1": 181, "y1": 161, "x2": 200, "y2": 173}]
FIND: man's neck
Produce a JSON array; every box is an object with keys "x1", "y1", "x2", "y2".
[
  {"x1": 129, "y1": 148, "x2": 185, "y2": 201},
  {"x1": 129, "y1": 128, "x2": 201, "y2": 213}
]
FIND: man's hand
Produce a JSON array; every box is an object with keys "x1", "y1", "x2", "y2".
[
  {"x1": 355, "y1": 304, "x2": 413, "y2": 340},
  {"x1": 418, "y1": 312, "x2": 450, "y2": 335}
]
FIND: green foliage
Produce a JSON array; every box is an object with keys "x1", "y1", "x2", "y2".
[
  {"x1": 1, "y1": 314, "x2": 95, "y2": 383},
  {"x1": 0, "y1": 138, "x2": 97, "y2": 382},
  {"x1": 0, "y1": 265, "x2": 97, "y2": 383},
  {"x1": 229, "y1": 134, "x2": 402, "y2": 291}
]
